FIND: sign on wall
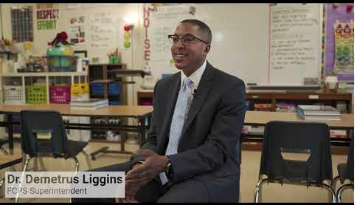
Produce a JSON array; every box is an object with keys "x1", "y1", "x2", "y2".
[
  {"x1": 69, "y1": 16, "x2": 86, "y2": 45},
  {"x1": 36, "y1": 3, "x2": 59, "y2": 30}
]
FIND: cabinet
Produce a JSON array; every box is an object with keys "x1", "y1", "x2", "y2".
[
  {"x1": 137, "y1": 90, "x2": 154, "y2": 106},
  {"x1": 244, "y1": 91, "x2": 353, "y2": 152},
  {"x1": 88, "y1": 64, "x2": 128, "y2": 105},
  {"x1": 88, "y1": 64, "x2": 128, "y2": 142},
  {"x1": 1, "y1": 72, "x2": 88, "y2": 104},
  {"x1": 138, "y1": 90, "x2": 353, "y2": 112},
  {"x1": 246, "y1": 91, "x2": 353, "y2": 113}
]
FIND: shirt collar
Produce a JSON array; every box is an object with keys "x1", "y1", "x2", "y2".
[{"x1": 180, "y1": 60, "x2": 207, "y2": 88}]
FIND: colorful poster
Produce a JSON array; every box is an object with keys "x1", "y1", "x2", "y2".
[
  {"x1": 333, "y1": 21, "x2": 354, "y2": 74},
  {"x1": 325, "y1": 3, "x2": 354, "y2": 82},
  {"x1": 69, "y1": 16, "x2": 86, "y2": 45},
  {"x1": 36, "y1": 4, "x2": 59, "y2": 30}
]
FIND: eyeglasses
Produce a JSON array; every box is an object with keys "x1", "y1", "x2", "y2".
[{"x1": 168, "y1": 34, "x2": 209, "y2": 45}]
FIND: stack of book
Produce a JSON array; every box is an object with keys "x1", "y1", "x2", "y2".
[
  {"x1": 70, "y1": 99, "x2": 109, "y2": 110},
  {"x1": 296, "y1": 105, "x2": 341, "y2": 120}
]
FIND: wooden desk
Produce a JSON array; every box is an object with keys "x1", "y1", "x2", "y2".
[
  {"x1": 0, "y1": 104, "x2": 153, "y2": 157},
  {"x1": 244, "y1": 111, "x2": 354, "y2": 146}
]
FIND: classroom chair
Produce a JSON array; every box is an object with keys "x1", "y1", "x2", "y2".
[
  {"x1": 333, "y1": 135, "x2": 353, "y2": 203},
  {"x1": 253, "y1": 121, "x2": 336, "y2": 203},
  {"x1": 0, "y1": 139, "x2": 9, "y2": 155},
  {"x1": 15, "y1": 110, "x2": 91, "y2": 203}
]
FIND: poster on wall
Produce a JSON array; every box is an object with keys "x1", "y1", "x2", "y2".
[
  {"x1": 333, "y1": 21, "x2": 354, "y2": 74},
  {"x1": 36, "y1": 3, "x2": 59, "y2": 30},
  {"x1": 325, "y1": 3, "x2": 354, "y2": 82},
  {"x1": 143, "y1": 4, "x2": 195, "y2": 81},
  {"x1": 89, "y1": 12, "x2": 120, "y2": 49},
  {"x1": 69, "y1": 16, "x2": 86, "y2": 45}
]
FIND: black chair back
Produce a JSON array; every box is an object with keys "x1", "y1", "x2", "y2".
[
  {"x1": 259, "y1": 121, "x2": 333, "y2": 184},
  {"x1": 20, "y1": 110, "x2": 69, "y2": 158},
  {"x1": 346, "y1": 135, "x2": 354, "y2": 181}
]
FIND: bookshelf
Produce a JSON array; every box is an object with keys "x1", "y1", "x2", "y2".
[
  {"x1": 88, "y1": 64, "x2": 128, "y2": 143},
  {"x1": 137, "y1": 90, "x2": 353, "y2": 153},
  {"x1": 138, "y1": 90, "x2": 353, "y2": 113},
  {"x1": 246, "y1": 91, "x2": 353, "y2": 113}
]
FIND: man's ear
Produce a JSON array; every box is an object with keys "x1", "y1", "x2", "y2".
[{"x1": 204, "y1": 44, "x2": 210, "y2": 55}]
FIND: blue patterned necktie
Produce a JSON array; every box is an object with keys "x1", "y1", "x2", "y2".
[
  {"x1": 159, "y1": 77, "x2": 193, "y2": 185},
  {"x1": 165, "y1": 77, "x2": 193, "y2": 155}
]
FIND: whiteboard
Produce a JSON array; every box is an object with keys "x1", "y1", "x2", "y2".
[
  {"x1": 145, "y1": 3, "x2": 323, "y2": 85},
  {"x1": 269, "y1": 4, "x2": 322, "y2": 85},
  {"x1": 58, "y1": 4, "x2": 136, "y2": 65}
]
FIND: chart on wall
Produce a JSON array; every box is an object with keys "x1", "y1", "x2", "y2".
[
  {"x1": 88, "y1": 12, "x2": 122, "y2": 49},
  {"x1": 325, "y1": 3, "x2": 354, "y2": 82},
  {"x1": 268, "y1": 4, "x2": 322, "y2": 85},
  {"x1": 143, "y1": 4, "x2": 196, "y2": 81}
]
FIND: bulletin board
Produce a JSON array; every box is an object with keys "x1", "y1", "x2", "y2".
[{"x1": 325, "y1": 3, "x2": 354, "y2": 82}]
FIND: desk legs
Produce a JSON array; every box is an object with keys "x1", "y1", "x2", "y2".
[
  {"x1": 139, "y1": 117, "x2": 146, "y2": 145},
  {"x1": 90, "y1": 131, "x2": 136, "y2": 160},
  {"x1": 90, "y1": 146, "x2": 132, "y2": 160},
  {"x1": 89, "y1": 131, "x2": 134, "y2": 160},
  {"x1": 90, "y1": 116, "x2": 150, "y2": 160}
]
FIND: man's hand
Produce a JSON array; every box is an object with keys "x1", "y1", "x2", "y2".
[
  {"x1": 115, "y1": 196, "x2": 139, "y2": 203},
  {"x1": 115, "y1": 162, "x2": 143, "y2": 202},
  {"x1": 125, "y1": 149, "x2": 169, "y2": 196}
]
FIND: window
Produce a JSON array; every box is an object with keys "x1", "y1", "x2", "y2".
[{"x1": 11, "y1": 6, "x2": 33, "y2": 42}]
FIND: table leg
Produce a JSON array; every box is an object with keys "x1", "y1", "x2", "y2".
[
  {"x1": 139, "y1": 117, "x2": 145, "y2": 145},
  {"x1": 7, "y1": 114, "x2": 14, "y2": 155}
]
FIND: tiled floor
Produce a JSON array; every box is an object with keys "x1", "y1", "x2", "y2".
[{"x1": 0, "y1": 141, "x2": 353, "y2": 203}]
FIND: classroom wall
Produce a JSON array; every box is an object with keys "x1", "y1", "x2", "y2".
[
  {"x1": 0, "y1": 3, "x2": 145, "y2": 105},
  {"x1": 0, "y1": 3, "x2": 353, "y2": 104}
]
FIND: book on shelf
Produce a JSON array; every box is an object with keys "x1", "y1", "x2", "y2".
[
  {"x1": 254, "y1": 103, "x2": 273, "y2": 111},
  {"x1": 70, "y1": 99, "x2": 109, "y2": 107},
  {"x1": 298, "y1": 114, "x2": 342, "y2": 121},
  {"x1": 297, "y1": 105, "x2": 341, "y2": 120},
  {"x1": 70, "y1": 103, "x2": 108, "y2": 110},
  {"x1": 70, "y1": 99, "x2": 109, "y2": 110},
  {"x1": 297, "y1": 105, "x2": 340, "y2": 116}
]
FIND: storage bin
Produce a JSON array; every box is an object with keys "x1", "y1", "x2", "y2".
[
  {"x1": 90, "y1": 82, "x2": 104, "y2": 96},
  {"x1": 108, "y1": 82, "x2": 120, "y2": 95},
  {"x1": 50, "y1": 85, "x2": 71, "y2": 104},
  {"x1": 4, "y1": 85, "x2": 24, "y2": 104},
  {"x1": 26, "y1": 85, "x2": 47, "y2": 104}
]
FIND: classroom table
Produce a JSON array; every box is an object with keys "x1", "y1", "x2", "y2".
[
  {"x1": 243, "y1": 111, "x2": 354, "y2": 146},
  {"x1": 0, "y1": 104, "x2": 153, "y2": 157}
]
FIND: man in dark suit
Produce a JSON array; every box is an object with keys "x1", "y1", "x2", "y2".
[{"x1": 73, "y1": 19, "x2": 246, "y2": 203}]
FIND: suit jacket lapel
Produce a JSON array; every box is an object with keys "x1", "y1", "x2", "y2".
[
  {"x1": 180, "y1": 62, "x2": 215, "y2": 140},
  {"x1": 157, "y1": 73, "x2": 181, "y2": 154}
]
